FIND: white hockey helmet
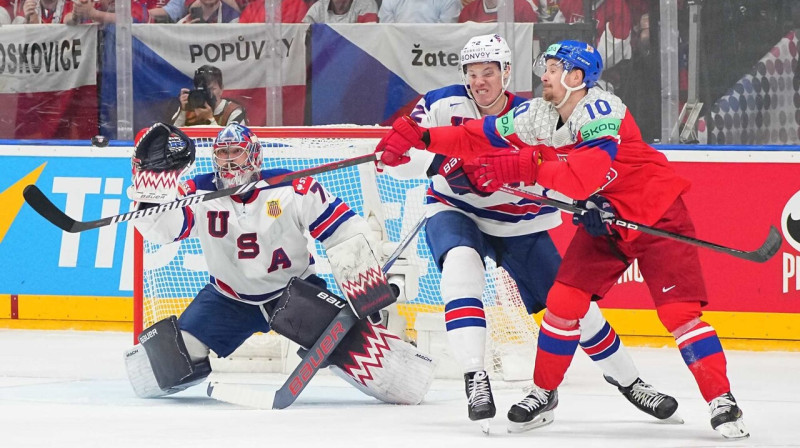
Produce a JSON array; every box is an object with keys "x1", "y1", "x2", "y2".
[{"x1": 460, "y1": 34, "x2": 513, "y2": 105}]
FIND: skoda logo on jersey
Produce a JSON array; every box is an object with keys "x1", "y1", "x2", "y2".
[
  {"x1": 781, "y1": 190, "x2": 800, "y2": 252},
  {"x1": 266, "y1": 199, "x2": 282, "y2": 218}
]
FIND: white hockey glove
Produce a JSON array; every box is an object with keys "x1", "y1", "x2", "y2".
[{"x1": 127, "y1": 122, "x2": 196, "y2": 204}]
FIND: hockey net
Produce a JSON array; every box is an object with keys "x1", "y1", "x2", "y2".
[{"x1": 133, "y1": 126, "x2": 539, "y2": 380}]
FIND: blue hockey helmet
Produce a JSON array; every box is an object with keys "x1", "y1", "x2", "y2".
[{"x1": 533, "y1": 40, "x2": 603, "y2": 88}]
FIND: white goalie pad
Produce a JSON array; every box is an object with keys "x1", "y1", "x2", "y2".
[
  {"x1": 331, "y1": 324, "x2": 436, "y2": 405},
  {"x1": 326, "y1": 233, "x2": 395, "y2": 319},
  {"x1": 124, "y1": 345, "x2": 169, "y2": 398}
]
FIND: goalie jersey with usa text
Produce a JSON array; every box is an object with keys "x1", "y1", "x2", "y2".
[
  {"x1": 387, "y1": 84, "x2": 562, "y2": 237},
  {"x1": 134, "y1": 169, "x2": 373, "y2": 304}
]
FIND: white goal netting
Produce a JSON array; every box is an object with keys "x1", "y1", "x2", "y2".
[{"x1": 134, "y1": 126, "x2": 539, "y2": 380}]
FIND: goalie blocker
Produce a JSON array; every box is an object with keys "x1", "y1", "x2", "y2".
[{"x1": 271, "y1": 277, "x2": 436, "y2": 405}]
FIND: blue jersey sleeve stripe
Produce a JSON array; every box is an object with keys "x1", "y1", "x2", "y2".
[
  {"x1": 483, "y1": 116, "x2": 512, "y2": 148},
  {"x1": 316, "y1": 209, "x2": 356, "y2": 243},
  {"x1": 308, "y1": 197, "x2": 344, "y2": 233},
  {"x1": 576, "y1": 136, "x2": 618, "y2": 160}
]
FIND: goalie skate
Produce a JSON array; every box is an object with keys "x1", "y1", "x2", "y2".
[
  {"x1": 604, "y1": 375, "x2": 682, "y2": 423},
  {"x1": 464, "y1": 370, "x2": 496, "y2": 434},
  {"x1": 506, "y1": 387, "x2": 557, "y2": 433},
  {"x1": 709, "y1": 393, "x2": 749, "y2": 439}
]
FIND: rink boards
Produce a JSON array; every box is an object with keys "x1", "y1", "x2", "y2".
[{"x1": 0, "y1": 144, "x2": 798, "y2": 348}]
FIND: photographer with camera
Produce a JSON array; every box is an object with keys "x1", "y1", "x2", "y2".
[{"x1": 172, "y1": 65, "x2": 247, "y2": 127}]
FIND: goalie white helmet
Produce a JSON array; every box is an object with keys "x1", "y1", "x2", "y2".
[
  {"x1": 460, "y1": 34, "x2": 512, "y2": 108},
  {"x1": 212, "y1": 123, "x2": 263, "y2": 189}
]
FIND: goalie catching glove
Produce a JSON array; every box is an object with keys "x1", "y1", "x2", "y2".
[{"x1": 127, "y1": 122, "x2": 196, "y2": 204}]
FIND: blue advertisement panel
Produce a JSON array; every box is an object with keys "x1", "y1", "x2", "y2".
[{"x1": 2, "y1": 148, "x2": 135, "y2": 297}]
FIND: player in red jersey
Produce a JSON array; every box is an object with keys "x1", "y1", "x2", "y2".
[{"x1": 374, "y1": 40, "x2": 749, "y2": 439}]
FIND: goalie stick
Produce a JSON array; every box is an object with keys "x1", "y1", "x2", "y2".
[
  {"x1": 207, "y1": 215, "x2": 428, "y2": 410},
  {"x1": 23, "y1": 153, "x2": 378, "y2": 233},
  {"x1": 499, "y1": 186, "x2": 782, "y2": 263}
]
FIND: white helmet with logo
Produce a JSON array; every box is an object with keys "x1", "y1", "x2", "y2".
[{"x1": 460, "y1": 34, "x2": 512, "y2": 106}]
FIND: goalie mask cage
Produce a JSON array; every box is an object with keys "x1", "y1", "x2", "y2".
[{"x1": 133, "y1": 126, "x2": 539, "y2": 380}]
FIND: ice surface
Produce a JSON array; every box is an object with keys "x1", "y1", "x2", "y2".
[{"x1": 0, "y1": 330, "x2": 797, "y2": 448}]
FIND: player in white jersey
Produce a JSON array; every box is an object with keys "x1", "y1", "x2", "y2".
[
  {"x1": 383, "y1": 34, "x2": 678, "y2": 429},
  {"x1": 123, "y1": 123, "x2": 435, "y2": 405}
]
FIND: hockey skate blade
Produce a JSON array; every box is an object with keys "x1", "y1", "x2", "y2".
[
  {"x1": 506, "y1": 410, "x2": 555, "y2": 433},
  {"x1": 206, "y1": 382, "x2": 275, "y2": 409},
  {"x1": 716, "y1": 420, "x2": 750, "y2": 439},
  {"x1": 662, "y1": 412, "x2": 684, "y2": 425},
  {"x1": 478, "y1": 419, "x2": 491, "y2": 435}
]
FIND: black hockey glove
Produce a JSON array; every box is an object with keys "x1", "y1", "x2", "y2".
[
  {"x1": 572, "y1": 194, "x2": 618, "y2": 237},
  {"x1": 128, "y1": 123, "x2": 196, "y2": 204},
  {"x1": 427, "y1": 154, "x2": 489, "y2": 197},
  {"x1": 133, "y1": 122, "x2": 195, "y2": 172}
]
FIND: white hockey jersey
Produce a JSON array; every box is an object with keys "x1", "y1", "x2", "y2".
[
  {"x1": 387, "y1": 84, "x2": 561, "y2": 237},
  {"x1": 134, "y1": 170, "x2": 373, "y2": 304}
]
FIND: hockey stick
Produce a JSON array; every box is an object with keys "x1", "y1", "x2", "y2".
[
  {"x1": 23, "y1": 153, "x2": 378, "y2": 233},
  {"x1": 499, "y1": 186, "x2": 782, "y2": 263},
  {"x1": 207, "y1": 215, "x2": 428, "y2": 410}
]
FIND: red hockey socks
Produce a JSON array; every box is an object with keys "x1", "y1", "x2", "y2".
[
  {"x1": 658, "y1": 301, "x2": 731, "y2": 401},
  {"x1": 533, "y1": 311, "x2": 581, "y2": 390}
]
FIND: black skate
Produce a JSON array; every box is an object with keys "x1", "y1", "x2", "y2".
[
  {"x1": 464, "y1": 370, "x2": 496, "y2": 433},
  {"x1": 604, "y1": 375, "x2": 681, "y2": 422},
  {"x1": 709, "y1": 392, "x2": 749, "y2": 439},
  {"x1": 506, "y1": 386, "x2": 558, "y2": 433}
]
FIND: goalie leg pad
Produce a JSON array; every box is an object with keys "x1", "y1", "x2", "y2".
[
  {"x1": 124, "y1": 344, "x2": 166, "y2": 398},
  {"x1": 270, "y1": 276, "x2": 347, "y2": 349},
  {"x1": 133, "y1": 316, "x2": 212, "y2": 396},
  {"x1": 329, "y1": 320, "x2": 437, "y2": 405},
  {"x1": 326, "y1": 233, "x2": 396, "y2": 319}
]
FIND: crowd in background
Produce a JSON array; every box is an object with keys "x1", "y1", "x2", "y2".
[
  {"x1": 1, "y1": 0, "x2": 799, "y2": 145},
  {"x1": 0, "y1": 0, "x2": 646, "y2": 27}
]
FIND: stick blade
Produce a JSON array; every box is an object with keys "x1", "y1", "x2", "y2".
[
  {"x1": 206, "y1": 382, "x2": 275, "y2": 409},
  {"x1": 744, "y1": 225, "x2": 782, "y2": 263},
  {"x1": 23, "y1": 185, "x2": 78, "y2": 233}
]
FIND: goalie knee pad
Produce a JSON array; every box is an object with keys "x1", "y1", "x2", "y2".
[
  {"x1": 270, "y1": 277, "x2": 348, "y2": 348},
  {"x1": 124, "y1": 316, "x2": 211, "y2": 398},
  {"x1": 329, "y1": 320, "x2": 436, "y2": 405}
]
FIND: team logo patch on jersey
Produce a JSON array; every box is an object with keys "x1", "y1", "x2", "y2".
[{"x1": 266, "y1": 199, "x2": 282, "y2": 218}]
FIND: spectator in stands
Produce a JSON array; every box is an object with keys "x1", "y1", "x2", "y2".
[
  {"x1": 149, "y1": 0, "x2": 238, "y2": 23},
  {"x1": 458, "y1": 0, "x2": 539, "y2": 22},
  {"x1": 0, "y1": 0, "x2": 11, "y2": 23},
  {"x1": 65, "y1": 0, "x2": 177, "y2": 25},
  {"x1": 379, "y1": 0, "x2": 461, "y2": 23},
  {"x1": 553, "y1": 0, "x2": 632, "y2": 70},
  {"x1": 302, "y1": 0, "x2": 377, "y2": 23},
  {"x1": 65, "y1": 0, "x2": 170, "y2": 24},
  {"x1": 239, "y1": 0, "x2": 313, "y2": 23},
  {"x1": 13, "y1": 0, "x2": 73, "y2": 23},
  {"x1": 172, "y1": 65, "x2": 247, "y2": 127},
  {"x1": 178, "y1": 0, "x2": 240, "y2": 23},
  {"x1": 65, "y1": 0, "x2": 114, "y2": 24}
]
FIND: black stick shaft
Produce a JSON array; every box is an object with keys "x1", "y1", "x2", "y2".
[
  {"x1": 24, "y1": 153, "x2": 377, "y2": 233},
  {"x1": 499, "y1": 186, "x2": 781, "y2": 263}
]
